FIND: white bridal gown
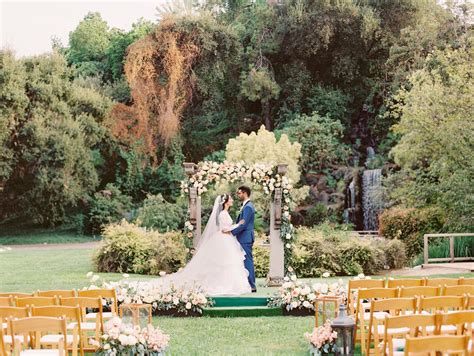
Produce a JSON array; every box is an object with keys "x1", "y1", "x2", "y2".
[{"x1": 153, "y1": 209, "x2": 251, "y2": 296}]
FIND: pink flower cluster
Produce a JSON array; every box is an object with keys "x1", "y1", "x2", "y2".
[
  {"x1": 97, "y1": 317, "x2": 170, "y2": 354},
  {"x1": 304, "y1": 321, "x2": 338, "y2": 350},
  {"x1": 141, "y1": 324, "x2": 170, "y2": 352}
]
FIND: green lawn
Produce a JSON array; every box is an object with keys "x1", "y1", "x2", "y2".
[
  {"x1": 0, "y1": 245, "x2": 471, "y2": 355},
  {"x1": 0, "y1": 222, "x2": 98, "y2": 245}
]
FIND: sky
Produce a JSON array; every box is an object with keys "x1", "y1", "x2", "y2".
[{"x1": 0, "y1": 0, "x2": 164, "y2": 57}]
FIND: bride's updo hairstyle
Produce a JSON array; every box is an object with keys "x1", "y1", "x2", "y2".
[{"x1": 220, "y1": 193, "x2": 230, "y2": 210}]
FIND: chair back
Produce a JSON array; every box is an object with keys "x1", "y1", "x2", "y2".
[
  {"x1": 0, "y1": 293, "x2": 32, "y2": 298},
  {"x1": 15, "y1": 296, "x2": 57, "y2": 308},
  {"x1": 0, "y1": 297, "x2": 12, "y2": 307},
  {"x1": 0, "y1": 306, "x2": 29, "y2": 324},
  {"x1": 60, "y1": 297, "x2": 103, "y2": 328},
  {"x1": 384, "y1": 314, "x2": 436, "y2": 356},
  {"x1": 77, "y1": 289, "x2": 118, "y2": 314},
  {"x1": 425, "y1": 278, "x2": 460, "y2": 287},
  {"x1": 435, "y1": 310, "x2": 474, "y2": 335},
  {"x1": 31, "y1": 305, "x2": 81, "y2": 322},
  {"x1": 9, "y1": 316, "x2": 68, "y2": 353},
  {"x1": 348, "y1": 279, "x2": 385, "y2": 314},
  {"x1": 459, "y1": 277, "x2": 474, "y2": 285},
  {"x1": 370, "y1": 297, "x2": 417, "y2": 316},
  {"x1": 404, "y1": 335, "x2": 469, "y2": 355},
  {"x1": 0, "y1": 325, "x2": 6, "y2": 356},
  {"x1": 399, "y1": 286, "x2": 440, "y2": 298},
  {"x1": 443, "y1": 285, "x2": 474, "y2": 296},
  {"x1": 387, "y1": 279, "x2": 424, "y2": 288},
  {"x1": 418, "y1": 296, "x2": 465, "y2": 313},
  {"x1": 36, "y1": 290, "x2": 76, "y2": 298}
]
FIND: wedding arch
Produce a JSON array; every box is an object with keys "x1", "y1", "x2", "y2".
[{"x1": 181, "y1": 161, "x2": 295, "y2": 285}]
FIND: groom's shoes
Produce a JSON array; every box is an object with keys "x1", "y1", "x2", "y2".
[{"x1": 251, "y1": 289, "x2": 257, "y2": 293}]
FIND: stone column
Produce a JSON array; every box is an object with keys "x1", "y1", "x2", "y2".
[{"x1": 267, "y1": 164, "x2": 288, "y2": 286}]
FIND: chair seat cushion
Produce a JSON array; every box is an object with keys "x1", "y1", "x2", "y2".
[
  {"x1": 3, "y1": 334, "x2": 27, "y2": 344},
  {"x1": 20, "y1": 350, "x2": 62, "y2": 355},
  {"x1": 40, "y1": 334, "x2": 75, "y2": 344},
  {"x1": 85, "y1": 312, "x2": 113, "y2": 320},
  {"x1": 363, "y1": 311, "x2": 389, "y2": 321},
  {"x1": 373, "y1": 325, "x2": 410, "y2": 335},
  {"x1": 79, "y1": 322, "x2": 98, "y2": 331}
]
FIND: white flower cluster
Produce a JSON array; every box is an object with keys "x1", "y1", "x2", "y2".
[
  {"x1": 268, "y1": 273, "x2": 346, "y2": 312},
  {"x1": 85, "y1": 274, "x2": 212, "y2": 315}
]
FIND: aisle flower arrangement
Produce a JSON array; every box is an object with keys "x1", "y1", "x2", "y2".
[
  {"x1": 86, "y1": 273, "x2": 213, "y2": 316},
  {"x1": 304, "y1": 320, "x2": 338, "y2": 355},
  {"x1": 267, "y1": 271, "x2": 346, "y2": 314},
  {"x1": 94, "y1": 317, "x2": 169, "y2": 355}
]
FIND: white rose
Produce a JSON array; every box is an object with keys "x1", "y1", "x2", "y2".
[
  {"x1": 287, "y1": 266, "x2": 293, "y2": 272},
  {"x1": 286, "y1": 243, "x2": 291, "y2": 248},
  {"x1": 159, "y1": 271, "x2": 167, "y2": 277},
  {"x1": 291, "y1": 301, "x2": 298, "y2": 309},
  {"x1": 322, "y1": 272, "x2": 330, "y2": 278},
  {"x1": 104, "y1": 344, "x2": 111, "y2": 350},
  {"x1": 186, "y1": 302, "x2": 192, "y2": 309},
  {"x1": 285, "y1": 233, "x2": 291, "y2": 240},
  {"x1": 290, "y1": 275, "x2": 297, "y2": 281},
  {"x1": 284, "y1": 276, "x2": 289, "y2": 282},
  {"x1": 173, "y1": 298, "x2": 179, "y2": 305},
  {"x1": 308, "y1": 293, "x2": 316, "y2": 301},
  {"x1": 357, "y1": 273, "x2": 365, "y2": 279},
  {"x1": 303, "y1": 301, "x2": 311, "y2": 308}
]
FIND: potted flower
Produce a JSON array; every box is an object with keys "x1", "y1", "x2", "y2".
[
  {"x1": 304, "y1": 320, "x2": 338, "y2": 355},
  {"x1": 94, "y1": 317, "x2": 169, "y2": 355}
]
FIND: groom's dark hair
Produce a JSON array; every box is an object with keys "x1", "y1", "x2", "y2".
[{"x1": 238, "y1": 185, "x2": 251, "y2": 197}]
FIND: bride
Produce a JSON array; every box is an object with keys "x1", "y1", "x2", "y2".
[{"x1": 152, "y1": 193, "x2": 252, "y2": 296}]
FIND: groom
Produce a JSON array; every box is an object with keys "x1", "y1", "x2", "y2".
[{"x1": 231, "y1": 186, "x2": 257, "y2": 293}]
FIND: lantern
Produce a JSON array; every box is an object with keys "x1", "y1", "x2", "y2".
[
  {"x1": 119, "y1": 303, "x2": 152, "y2": 328},
  {"x1": 331, "y1": 304, "x2": 355, "y2": 356}
]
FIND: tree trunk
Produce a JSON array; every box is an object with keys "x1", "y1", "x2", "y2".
[{"x1": 262, "y1": 100, "x2": 272, "y2": 131}]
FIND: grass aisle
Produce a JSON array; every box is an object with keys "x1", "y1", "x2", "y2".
[{"x1": 155, "y1": 316, "x2": 314, "y2": 355}]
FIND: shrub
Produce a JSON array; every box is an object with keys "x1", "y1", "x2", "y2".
[
  {"x1": 95, "y1": 220, "x2": 187, "y2": 274},
  {"x1": 253, "y1": 236, "x2": 270, "y2": 278},
  {"x1": 85, "y1": 184, "x2": 133, "y2": 234},
  {"x1": 303, "y1": 203, "x2": 328, "y2": 227},
  {"x1": 379, "y1": 207, "x2": 444, "y2": 258},
  {"x1": 136, "y1": 194, "x2": 186, "y2": 232},
  {"x1": 290, "y1": 224, "x2": 406, "y2": 277}
]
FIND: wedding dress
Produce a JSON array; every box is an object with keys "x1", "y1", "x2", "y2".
[{"x1": 151, "y1": 197, "x2": 252, "y2": 296}]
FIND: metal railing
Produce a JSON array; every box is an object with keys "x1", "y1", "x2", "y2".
[{"x1": 423, "y1": 233, "x2": 474, "y2": 265}]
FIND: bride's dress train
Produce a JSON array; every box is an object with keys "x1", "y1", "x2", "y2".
[{"x1": 152, "y1": 200, "x2": 251, "y2": 296}]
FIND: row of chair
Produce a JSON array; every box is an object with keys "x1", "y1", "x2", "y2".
[
  {"x1": 366, "y1": 297, "x2": 474, "y2": 355},
  {"x1": 348, "y1": 279, "x2": 474, "y2": 314},
  {"x1": 400, "y1": 334, "x2": 470, "y2": 356},
  {"x1": 0, "y1": 288, "x2": 118, "y2": 355}
]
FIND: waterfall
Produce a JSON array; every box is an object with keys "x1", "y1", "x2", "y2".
[{"x1": 362, "y1": 169, "x2": 382, "y2": 230}]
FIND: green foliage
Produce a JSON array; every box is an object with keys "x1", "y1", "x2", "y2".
[
  {"x1": 68, "y1": 12, "x2": 110, "y2": 64},
  {"x1": 306, "y1": 85, "x2": 352, "y2": 126},
  {"x1": 86, "y1": 184, "x2": 133, "y2": 234},
  {"x1": 240, "y1": 67, "x2": 280, "y2": 102},
  {"x1": 95, "y1": 220, "x2": 187, "y2": 274},
  {"x1": 291, "y1": 224, "x2": 406, "y2": 277},
  {"x1": 279, "y1": 113, "x2": 350, "y2": 173},
  {"x1": 253, "y1": 234, "x2": 270, "y2": 278},
  {"x1": 389, "y1": 43, "x2": 474, "y2": 231},
  {"x1": 136, "y1": 195, "x2": 186, "y2": 232},
  {"x1": 379, "y1": 207, "x2": 444, "y2": 258},
  {"x1": 302, "y1": 203, "x2": 328, "y2": 227},
  {"x1": 0, "y1": 52, "x2": 111, "y2": 225},
  {"x1": 225, "y1": 125, "x2": 301, "y2": 182}
]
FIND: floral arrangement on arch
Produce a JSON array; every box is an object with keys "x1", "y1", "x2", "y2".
[
  {"x1": 93, "y1": 317, "x2": 169, "y2": 355},
  {"x1": 268, "y1": 270, "x2": 346, "y2": 312},
  {"x1": 86, "y1": 273, "x2": 212, "y2": 316},
  {"x1": 304, "y1": 320, "x2": 338, "y2": 355},
  {"x1": 180, "y1": 161, "x2": 295, "y2": 267}
]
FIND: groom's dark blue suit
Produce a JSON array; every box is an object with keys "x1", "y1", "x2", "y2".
[{"x1": 231, "y1": 201, "x2": 256, "y2": 290}]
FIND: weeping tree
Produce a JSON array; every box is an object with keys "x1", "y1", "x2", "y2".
[{"x1": 112, "y1": 15, "x2": 242, "y2": 162}]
